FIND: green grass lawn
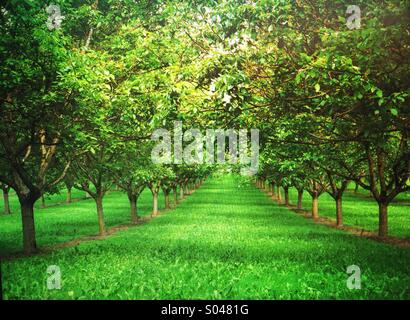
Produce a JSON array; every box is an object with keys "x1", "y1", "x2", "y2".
[
  {"x1": 1, "y1": 176, "x2": 410, "y2": 299},
  {"x1": 287, "y1": 186, "x2": 410, "y2": 238},
  {"x1": 0, "y1": 188, "x2": 168, "y2": 256}
]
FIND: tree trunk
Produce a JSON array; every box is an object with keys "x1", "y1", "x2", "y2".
[
  {"x1": 354, "y1": 183, "x2": 359, "y2": 194},
  {"x1": 41, "y1": 194, "x2": 46, "y2": 208},
  {"x1": 66, "y1": 187, "x2": 72, "y2": 204},
  {"x1": 173, "y1": 187, "x2": 178, "y2": 206},
  {"x1": 271, "y1": 183, "x2": 276, "y2": 200},
  {"x1": 311, "y1": 193, "x2": 319, "y2": 219},
  {"x1": 180, "y1": 185, "x2": 184, "y2": 200},
  {"x1": 284, "y1": 186, "x2": 290, "y2": 206},
  {"x1": 3, "y1": 188, "x2": 11, "y2": 214},
  {"x1": 152, "y1": 192, "x2": 159, "y2": 216},
  {"x1": 165, "y1": 192, "x2": 170, "y2": 209},
  {"x1": 20, "y1": 198, "x2": 37, "y2": 254},
  {"x1": 378, "y1": 202, "x2": 388, "y2": 237},
  {"x1": 95, "y1": 195, "x2": 106, "y2": 236},
  {"x1": 297, "y1": 189, "x2": 303, "y2": 210},
  {"x1": 335, "y1": 196, "x2": 343, "y2": 227},
  {"x1": 128, "y1": 194, "x2": 138, "y2": 224},
  {"x1": 277, "y1": 186, "x2": 282, "y2": 204}
]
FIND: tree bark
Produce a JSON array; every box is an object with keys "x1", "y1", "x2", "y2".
[
  {"x1": 284, "y1": 186, "x2": 290, "y2": 206},
  {"x1": 41, "y1": 194, "x2": 46, "y2": 208},
  {"x1": 354, "y1": 183, "x2": 359, "y2": 194},
  {"x1": 152, "y1": 192, "x2": 159, "y2": 216},
  {"x1": 311, "y1": 193, "x2": 319, "y2": 219},
  {"x1": 297, "y1": 189, "x2": 303, "y2": 210},
  {"x1": 20, "y1": 198, "x2": 37, "y2": 254},
  {"x1": 3, "y1": 188, "x2": 11, "y2": 214},
  {"x1": 173, "y1": 187, "x2": 178, "y2": 206},
  {"x1": 277, "y1": 186, "x2": 282, "y2": 204},
  {"x1": 336, "y1": 196, "x2": 343, "y2": 227},
  {"x1": 180, "y1": 185, "x2": 184, "y2": 200},
  {"x1": 95, "y1": 195, "x2": 106, "y2": 235},
  {"x1": 271, "y1": 183, "x2": 276, "y2": 200},
  {"x1": 66, "y1": 187, "x2": 72, "y2": 204},
  {"x1": 378, "y1": 201, "x2": 388, "y2": 237},
  {"x1": 128, "y1": 194, "x2": 138, "y2": 224},
  {"x1": 165, "y1": 192, "x2": 170, "y2": 209}
]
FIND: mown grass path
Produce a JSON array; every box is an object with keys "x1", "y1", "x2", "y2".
[{"x1": 2, "y1": 176, "x2": 410, "y2": 299}]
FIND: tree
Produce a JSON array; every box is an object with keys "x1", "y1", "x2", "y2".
[
  {"x1": 0, "y1": 3, "x2": 77, "y2": 253},
  {"x1": 112, "y1": 145, "x2": 152, "y2": 224},
  {"x1": 146, "y1": 165, "x2": 169, "y2": 217},
  {"x1": 0, "y1": 183, "x2": 11, "y2": 215}
]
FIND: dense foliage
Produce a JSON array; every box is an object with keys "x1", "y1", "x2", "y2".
[{"x1": 0, "y1": 0, "x2": 409, "y2": 257}]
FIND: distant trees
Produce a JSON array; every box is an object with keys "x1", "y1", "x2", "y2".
[
  {"x1": 0, "y1": 0, "x2": 203, "y2": 253},
  {"x1": 188, "y1": 0, "x2": 410, "y2": 237}
]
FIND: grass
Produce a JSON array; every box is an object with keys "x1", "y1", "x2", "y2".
[
  {"x1": 287, "y1": 186, "x2": 410, "y2": 238},
  {"x1": 0, "y1": 188, "x2": 167, "y2": 256},
  {"x1": 1, "y1": 175, "x2": 410, "y2": 299}
]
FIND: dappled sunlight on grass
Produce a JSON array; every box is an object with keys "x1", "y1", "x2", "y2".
[
  {"x1": 0, "y1": 188, "x2": 168, "y2": 255},
  {"x1": 2, "y1": 176, "x2": 410, "y2": 299}
]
